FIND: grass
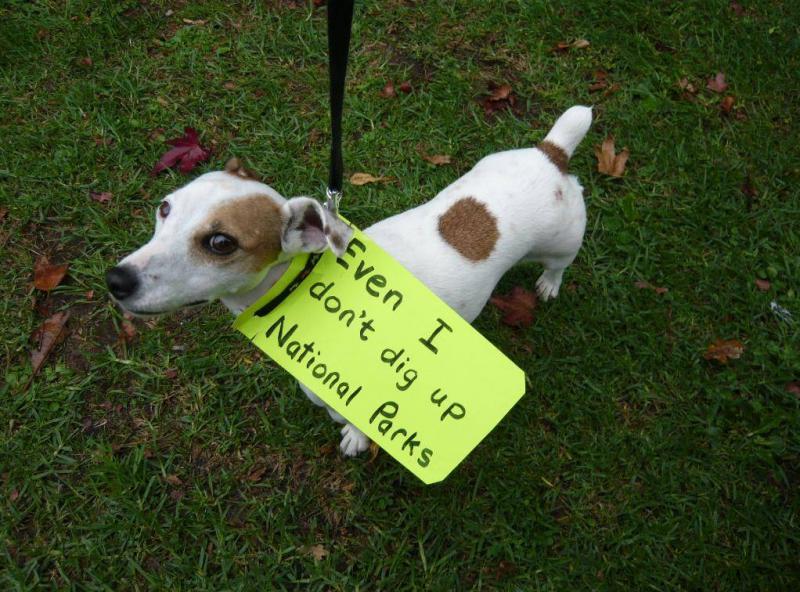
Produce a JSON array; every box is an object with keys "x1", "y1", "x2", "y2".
[{"x1": 1, "y1": 0, "x2": 799, "y2": 589}]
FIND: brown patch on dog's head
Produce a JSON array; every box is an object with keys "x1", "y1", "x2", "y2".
[
  {"x1": 538, "y1": 141, "x2": 569, "y2": 174},
  {"x1": 193, "y1": 194, "x2": 283, "y2": 271},
  {"x1": 438, "y1": 197, "x2": 499, "y2": 262},
  {"x1": 224, "y1": 157, "x2": 261, "y2": 181}
]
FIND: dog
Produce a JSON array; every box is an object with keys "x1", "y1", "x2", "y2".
[{"x1": 107, "y1": 105, "x2": 592, "y2": 456}]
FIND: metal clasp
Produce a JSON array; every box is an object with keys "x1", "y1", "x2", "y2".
[{"x1": 324, "y1": 187, "x2": 342, "y2": 215}]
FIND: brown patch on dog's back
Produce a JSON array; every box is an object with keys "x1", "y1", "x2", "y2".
[
  {"x1": 538, "y1": 141, "x2": 569, "y2": 173},
  {"x1": 194, "y1": 194, "x2": 283, "y2": 271},
  {"x1": 225, "y1": 157, "x2": 260, "y2": 181},
  {"x1": 438, "y1": 197, "x2": 499, "y2": 262}
]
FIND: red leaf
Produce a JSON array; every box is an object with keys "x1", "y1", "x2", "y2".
[
  {"x1": 31, "y1": 311, "x2": 70, "y2": 375},
  {"x1": 164, "y1": 367, "x2": 179, "y2": 380},
  {"x1": 90, "y1": 191, "x2": 113, "y2": 204},
  {"x1": 150, "y1": 127, "x2": 211, "y2": 176},
  {"x1": 398, "y1": 80, "x2": 412, "y2": 94},
  {"x1": 786, "y1": 382, "x2": 800, "y2": 397},
  {"x1": 755, "y1": 278, "x2": 770, "y2": 292},
  {"x1": 706, "y1": 72, "x2": 728, "y2": 93},
  {"x1": 490, "y1": 287, "x2": 538, "y2": 328},
  {"x1": 703, "y1": 339, "x2": 744, "y2": 364},
  {"x1": 33, "y1": 256, "x2": 69, "y2": 291}
]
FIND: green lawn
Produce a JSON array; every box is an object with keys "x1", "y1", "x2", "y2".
[{"x1": 2, "y1": 0, "x2": 799, "y2": 589}]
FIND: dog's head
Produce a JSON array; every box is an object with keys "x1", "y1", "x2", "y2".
[{"x1": 106, "y1": 159, "x2": 352, "y2": 317}]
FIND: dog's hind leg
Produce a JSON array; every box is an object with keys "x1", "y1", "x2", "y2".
[{"x1": 534, "y1": 254, "x2": 576, "y2": 301}]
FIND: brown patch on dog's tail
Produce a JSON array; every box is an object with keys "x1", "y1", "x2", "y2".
[{"x1": 539, "y1": 106, "x2": 593, "y2": 172}]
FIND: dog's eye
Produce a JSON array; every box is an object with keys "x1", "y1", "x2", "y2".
[
  {"x1": 158, "y1": 201, "x2": 171, "y2": 218},
  {"x1": 205, "y1": 233, "x2": 238, "y2": 255}
]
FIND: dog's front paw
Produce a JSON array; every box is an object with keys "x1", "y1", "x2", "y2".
[{"x1": 339, "y1": 423, "x2": 370, "y2": 457}]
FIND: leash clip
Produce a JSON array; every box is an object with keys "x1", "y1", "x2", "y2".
[{"x1": 324, "y1": 187, "x2": 342, "y2": 215}]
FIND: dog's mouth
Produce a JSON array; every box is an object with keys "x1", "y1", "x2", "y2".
[{"x1": 119, "y1": 299, "x2": 209, "y2": 317}]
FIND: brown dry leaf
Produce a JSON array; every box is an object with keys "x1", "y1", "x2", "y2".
[
  {"x1": 720, "y1": 95, "x2": 736, "y2": 114},
  {"x1": 164, "y1": 474, "x2": 182, "y2": 486},
  {"x1": 223, "y1": 81, "x2": 237, "y2": 90},
  {"x1": 634, "y1": 280, "x2": 668, "y2": 295},
  {"x1": 588, "y1": 70, "x2": 608, "y2": 92},
  {"x1": 421, "y1": 153, "x2": 452, "y2": 166},
  {"x1": 703, "y1": 339, "x2": 745, "y2": 364},
  {"x1": 31, "y1": 311, "x2": 70, "y2": 375},
  {"x1": 33, "y1": 256, "x2": 69, "y2": 291},
  {"x1": 594, "y1": 136, "x2": 630, "y2": 177},
  {"x1": 755, "y1": 278, "x2": 770, "y2": 292},
  {"x1": 552, "y1": 39, "x2": 590, "y2": 53},
  {"x1": 379, "y1": 80, "x2": 396, "y2": 98},
  {"x1": 120, "y1": 320, "x2": 137, "y2": 343},
  {"x1": 247, "y1": 464, "x2": 267, "y2": 482},
  {"x1": 182, "y1": 18, "x2": 206, "y2": 25},
  {"x1": 164, "y1": 367, "x2": 179, "y2": 380},
  {"x1": 706, "y1": 72, "x2": 728, "y2": 93},
  {"x1": 367, "y1": 441, "x2": 381, "y2": 463},
  {"x1": 678, "y1": 77, "x2": 698, "y2": 95},
  {"x1": 488, "y1": 84, "x2": 513, "y2": 101},
  {"x1": 571, "y1": 38, "x2": 590, "y2": 49},
  {"x1": 306, "y1": 544, "x2": 329, "y2": 561},
  {"x1": 349, "y1": 173, "x2": 391, "y2": 186},
  {"x1": 398, "y1": 80, "x2": 412, "y2": 94},
  {"x1": 80, "y1": 56, "x2": 93, "y2": 67},
  {"x1": 490, "y1": 286, "x2": 537, "y2": 328},
  {"x1": 90, "y1": 191, "x2": 113, "y2": 204},
  {"x1": 786, "y1": 382, "x2": 800, "y2": 397}
]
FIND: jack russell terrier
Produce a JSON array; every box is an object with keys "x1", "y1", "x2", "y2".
[{"x1": 107, "y1": 105, "x2": 592, "y2": 456}]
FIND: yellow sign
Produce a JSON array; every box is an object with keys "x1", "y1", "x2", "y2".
[{"x1": 234, "y1": 226, "x2": 525, "y2": 483}]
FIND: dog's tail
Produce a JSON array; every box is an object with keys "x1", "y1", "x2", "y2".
[{"x1": 539, "y1": 106, "x2": 592, "y2": 168}]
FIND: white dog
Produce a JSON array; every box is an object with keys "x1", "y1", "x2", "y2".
[{"x1": 107, "y1": 105, "x2": 592, "y2": 456}]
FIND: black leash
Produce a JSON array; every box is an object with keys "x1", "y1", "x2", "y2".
[{"x1": 324, "y1": 0, "x2": 355, "y2": 215}]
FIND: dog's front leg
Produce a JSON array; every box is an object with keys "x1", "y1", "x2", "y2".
[{"x1": 298, "y1": 382, "x2": 371, "y2": 456}]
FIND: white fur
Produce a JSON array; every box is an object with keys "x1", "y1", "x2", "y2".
[{"x1": 111, "y1": 106, "x2": 592, "y2": 456}]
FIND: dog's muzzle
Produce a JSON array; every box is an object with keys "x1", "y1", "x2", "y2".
[{"x1": 106, "y1": 265, "x2": 139, "y2": 301}]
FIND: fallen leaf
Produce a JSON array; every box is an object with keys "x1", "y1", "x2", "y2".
[
  {"x1": 421, "y1": 153, "x2": 451, "y2": 166},
  {"x1": 223, "y1": 81, "x2": 237, "y2": 90},
  {"x1": 490, "y1": 286, "x2": 537, "y2": 328},
  {"x1": 720, "y1": 95, "x2": 736, "y2": 114},
  {"x1": 703, "y1": 339, "x2": 744, "y2": 364},
  {"x1": 151, "y1": 127, "x2": 211, "y2": 176},
  {"x1": 9, "y1": 490, "x2": 20, "y2": 503},
  {"x1": 31, "y1": 311, "x2": 70, "y2": 376},
  {"x1": 480, "y1": 83, "x2": 518, "y2": 117},
  {"x1": 80, "y1": 56, "x2": 93, "y2": 67},
  {"x1": 164, "y1": 474, "x2": 182, "y2": 486},
  {"x1": 398, "y1": 80, "x2": 412, "y2": 94},
  {"x1": 305, "y1": 544, "x2": 329, "y2": 561},
  {"x1": 488, "y1": 84, "x2": 513, "y2": 101},
  {"x1": 182, "y1": 18, "x2": 206, "y2": 25},
  {"x1": 164, "y1": 367, "x2": 179, "y2": 380},
  {"x1": 379, "y1": 80, "x2": 396, "y2": 98},
  {"x1": 571, "y1": 38, "x2": 590, "y2": 49},
  {"x1": 552, "y1": 39, "x2": 590, "y2": 53},
  {"x1": 634, "y1": 280, "x2": 668, "y2": 295},
  {"x1": 706, "y1": 72, "x2": 728, "y2": 93},
  {"x1": 786, "y1": 382, "x2": 800, "y2": 397},
  {"x1": 588, "y1": 70, "x2": 608, "y2": 92},
  {"x1": 33, "y1": 256, "x2": 69, "y2": 291},
  {"x1": 119, "y1": 320, "x2": 137, "y2": 343},
  {"x1": 349, "y1": 173, "x2": 391, "y2": 186},
  {"x1": 0, "y1": 207, "x2": 7, "y2": 221},
  {"x1": 90, "y1": 191, "x2": 113, "y2": 204},
  {"x1": 594, "y1": 136, "x2": 630, "y2": 177},
  {"x1": 367, "y1": 440, "x2": 381, "y2": 463},
  {"x1": 247, "y1": 464, "x2": 267, "y2": 482},
  {"x1": 755, "y1": 278, "x2": 770, "y2": 292},
  {"x1": 730, "y1": 1, "x2": 745, "y2": 16},
  {"x1": 678, "y1": 76, "x2": 697, "y2": 95}
]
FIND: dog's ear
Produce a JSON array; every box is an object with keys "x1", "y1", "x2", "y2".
[{"x1": 281, "y1": 197, "x2": 353, "y2": 257}]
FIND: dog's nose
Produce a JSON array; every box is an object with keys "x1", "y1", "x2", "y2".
[{"x1": 106, "y1": 265, "x2": 140, "y2": 300}]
